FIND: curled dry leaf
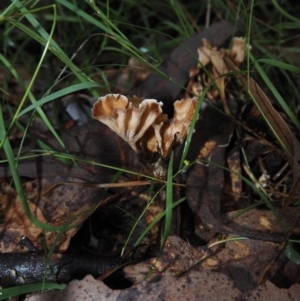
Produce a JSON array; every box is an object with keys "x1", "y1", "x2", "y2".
[{"x1": 92, "y1": 94, "x2": 198, "y2": 165}]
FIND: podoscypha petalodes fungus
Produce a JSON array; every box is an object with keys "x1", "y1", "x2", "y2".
[
  {"x1": 92, "y1": 94, "x2": 197, "y2": 176},
  {"x1": 188, "y1": 37, "x2": 249, "y2": 101}
]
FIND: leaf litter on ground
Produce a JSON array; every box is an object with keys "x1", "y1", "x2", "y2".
[{"x1": 1, "y1": 2, "x2": 300, "y2": 300}]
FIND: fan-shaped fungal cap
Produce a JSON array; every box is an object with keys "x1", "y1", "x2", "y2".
[
  {"x1": 92, "y1": 94, "x2": 163, "y2": 152},
  {"x1": 92, "y1": 94, "x2": 198, "y2": 165},
  {"x1": 228, "y1": 37, "x2": 247, "y2": 67},
  {"x1": 157, "y1": 98, "x2": 198, "y2": 158},
  {"x1": 194, "y1": 38, "x2": 249, "y2": 101}
]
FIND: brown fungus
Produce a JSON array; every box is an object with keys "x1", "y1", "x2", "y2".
[
  {"x1": 92, "y1": 94, "x2": 163, "y2": 153},
  {"x1": 92, "y1": 94, "x2": 198, "y2": 175},
  {"x1": 187, "y1": 37, "x2": 249, "y2": 102}
]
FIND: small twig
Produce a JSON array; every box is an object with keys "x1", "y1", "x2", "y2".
[
  {"x1": 41, "y1": 180, "x2": 185, "y2": 195},
  {"x1": 205, "y1": 0, "x2": 211, "y2": 28}
]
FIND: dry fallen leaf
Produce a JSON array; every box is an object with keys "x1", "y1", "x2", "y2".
[
  {"x1": 25, "y1": 269, "x2": 300, "y2": 301},
  {"x1": 18, "y1": 223, "x2": 300, "y2": 300},
  {"x1": 124, "y1": 235, "x2": 298, "y2": 292},
  {"x1": 241, "y1": 280, "x2": 300, "y2": 301},
  {"x1": 0, "y1": 178, "x2": 110, "y2": 253},
  {"x1": 201, "y1": 236, "x2": 283, "y2": 291},
  {"x1": 124, "y1": 236, "x2": 209, "y2": 283},
  {"x1": 225, "y1": 207, "x2": 300, "y2": 239},
  {"x1": 26, "y1": 270, "x2": 241, "y2": 301}
]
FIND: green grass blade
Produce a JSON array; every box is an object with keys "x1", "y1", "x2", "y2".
[
  {"x1": 134, "y1": 197, "x2": 186, "y2": 247},
  {"x1": 284, "y1": 244, "x2": 300, "y2": 265},
  {"x1": 0, "y1": 283, "x2": 66, "y2": 300},
  {"x1": 0, "y1": 53, "x2": 67, "y2": 151},
  {"x1": 18, "y1": 82, "x2": 101, "y2": 117},
  {"x1": 121, "y1": 180, "x2": 156, "y2": 255},
  {"x1": 1, "y1": 5, "x2": 69, "y2": 151},
  {"x1": 257, "y1": 58, "x2": 300, "y2": 73},
  {"x1": 58, "y1": 0, "x2": 146, "y2": 62},
  {"x1": 161, "y1": 151, "x2": 174, "y2": 251},
  {"x1": 179, "y1": 84, "x2": 211, "y2": 171},
  {"x1": 168, "y1": 0, "x2": 194, "y2": 37},
  {"x1": 6, "y1": 2, "x2": 95, "y2": 90},
  {"x1": 272, "y1": 0, "x2": 300, "y2": 23},
  {"x1": 7, "y1": 17, "x2": 92, "y2": 83},
  {"x1": 250, "y1": 54, "x2": 300, "y2": 130},
  {"x1": 0, "y1": 106, "x2": 67, "y2": 231}
]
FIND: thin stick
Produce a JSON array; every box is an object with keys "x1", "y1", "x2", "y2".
[{"x1": 205, "y1": 0, "x2": 211, "y2": 28}]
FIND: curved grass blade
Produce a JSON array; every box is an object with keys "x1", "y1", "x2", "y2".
[
  {"x1": 134, "y1": 197, "x2": 186, "y2": 247},
  {"x1": 0, "y1": 107, "x2": 68, "y2": 232},
  {"x1": 0, "y1": 5, "x2": 68, "y2": 150},
  {"x1": 225, "y1": 57, "x2": 297, "y2": 160},
  {"x1": 284, "y1": 244, "x2": 300, "y2": 265},
  {"x1": 161, "y1": 151, "x2": 174, "y2": 251},
  {"x1": 250, "y1": 55, "x2": 300, "y2": 130},
  {"x1": 18, "y1": 82, "x2": 102, "y2": 117},
  {"x1": 258, "y1": 58, "x2": 300, "y2": 74},
  {"x1": 0, "y1": 283, "x2": 65, "y2": 300},
  {"x1": 179, "y1": 84, "x2": 211, "y2": 171},
  {"x1": 6, "y1": 2, "x2": 95, "y2": 90},
  {"x1": 271, "y1": 0, "x2": 300, "y2": 23}
]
